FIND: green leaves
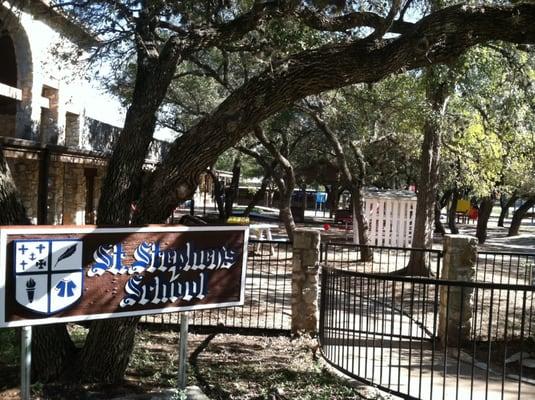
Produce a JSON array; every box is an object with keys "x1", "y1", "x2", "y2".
[{"x1": 441, "y1": 44, "x2": 535, "y2": 197}]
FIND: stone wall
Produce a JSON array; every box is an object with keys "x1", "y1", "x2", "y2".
[
  {"x1": 291, "y1": 229, "x2": 321, "y2": 335},
  {"x1": 64, "y1": 112, "x2": 80, "y2": 147},
  {"x1": 47, "y1": 160, "x2": 65, "y2": 225},
  {"x1": 6, "y1": 157, "x2": 39, "y2": 224},
  {"x1": 5, "y1": 153, "x2": 108, "y2": 226},
  {"x1": 62, "y1": 163, "x2": 86, "y2": 225},
  {"x1": 438, "y1": 234, "x2": 477, "y2": 347},
  {"x1": 0, "y1": 114, "x2": 16, "y2": 137}
]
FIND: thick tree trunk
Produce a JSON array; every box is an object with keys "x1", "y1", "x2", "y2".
[
  {"x1": 32, "y1": 324, "x2": 78, "y2": 381},
  {"x1": 508, "y1": 196, "x2": 535, "y2": 237},
  {"x1": 447, "y1": 188, "x2": 459, "y2": 234},
  {"x1": 79, "y1": 317, "x2": 140, "y2": 383},
  {"x1": 77, "y1": 37, "x2": 184, "y2": 383},
  {"x1": 404, "y1": 67, "x2": 449, "y2": 277},
  {"x1": 98, "y1": 40, "x2": 183, "y2": 225},
  {"x1": 476, "y1": 196, "x2": 494, "y2": 244},
  {"x1": 350, "y1": 186, "x2": 372, "y2": 261},
  {"x1": 498, "y1": 191, "x2": 517, "y2": 227}
]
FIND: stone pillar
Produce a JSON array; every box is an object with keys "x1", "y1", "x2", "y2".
[
  {"x1": 438, "y1": 234, "x2": 477, "y2": 347},
  {"x1": 291, "y1": 229, "x2": 321, "y2": 335}
]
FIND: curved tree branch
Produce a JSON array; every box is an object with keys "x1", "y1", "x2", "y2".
[
  {"x1": 135, "y1": 3, "x2": 535, "y2": 223},
  {"x1": 297, "y1": 7, "x2": 413, "y2": 34}
]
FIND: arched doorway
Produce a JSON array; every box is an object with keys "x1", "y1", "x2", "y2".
[{"x1": 0, "y1": 8, "x2": 33, "y2": 139}]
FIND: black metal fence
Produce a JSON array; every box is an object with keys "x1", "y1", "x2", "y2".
[
  {"x1": 141, "y1": 239, "x2": 292, "y2": 334},
  {"x1": 322, "y1": 242, "x2": 443, "y2": 276},
  {"x1": 320, "y1": 250, "x2": 535, "y2": 400}
]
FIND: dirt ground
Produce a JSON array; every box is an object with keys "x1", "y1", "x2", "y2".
[{"x1": 0, "y1": 329, "x2": 370, "y2": 400}]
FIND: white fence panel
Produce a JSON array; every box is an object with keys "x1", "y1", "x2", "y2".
[{"x1": 353, "y1": 191, "x2": 416, "y2": 247}]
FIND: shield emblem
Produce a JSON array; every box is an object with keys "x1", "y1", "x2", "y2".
[{"x1": 14, "y1": 239, "x2": 83, "y2": 314}]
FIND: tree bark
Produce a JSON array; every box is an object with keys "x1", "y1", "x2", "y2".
[
  {"x1": 224, "y1": 156, "x2": 241, "y2": 218},
  {"x1": 404, "y1": 67, "x2": 450, "y2": 277},
  {"x1": 476, "y1": 196, "x2": 494, "y2": 244},
  {"x1": 237, "y1": 139, "x2": 296, "y2": 240},
  {"x1": 350, "y1": 186, "x2": 372, "y2": 261},
  {"x1": 279, "y1": 204, "x2": 296, "y2": 242},
  {"x1": 435, "y1": 189, "x2": 453, "y2": 234},
  {"x1": 447, "y1": 188, "x2": 459, "y2": 234},
  {"x1": 302, "y1": 108, "x2": 371, "y2": 259},
  {"x1": 248, "y1": 127, "x2": 297, "y2": 240},
  {"x1": 98, "y1": 36, "x2": 184, "y2": 225},
  {"x1": 243, "y1": 174, "x2": 270, "y2": 217},
  {"x1": 32, "y1": 324, "x2": 78, "y2": 382},
  {"x1": 208, "y1": 169, "x2": 226, "y2": 220},
  {"x1": 434, "y1": 199, "x2": 446, "y2": 235},
  {"x1": 79, "y1": 22, "x2": 185, "y2": 383},
  {"x1": 498, "y1": 191, "x2": 517, "y2": 227},
  {"x1": 508, "y1": 195, "x2": 535, "y2": 237},
  {"x1": 79, "y1": 317, "x2": 140, "y2": 383}
]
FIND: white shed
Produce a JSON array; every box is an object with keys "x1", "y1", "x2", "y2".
[{"x1": 353, "y1": 189, "x2": 417, "y2": 247}]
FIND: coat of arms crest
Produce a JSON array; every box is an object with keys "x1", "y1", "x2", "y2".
[{"x1": 14, "y1": 239, "x2": 83, "y2": 314}]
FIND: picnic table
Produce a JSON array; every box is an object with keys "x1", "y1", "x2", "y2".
[{"x1": 250, "y1": 223, "x2": 278, "y2": 255}]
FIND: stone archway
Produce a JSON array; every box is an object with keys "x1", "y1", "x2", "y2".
[{"x1": 0, "y1": 5, "x2": 34, "y2": 139}]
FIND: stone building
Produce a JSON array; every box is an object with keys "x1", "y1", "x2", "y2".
[{"x1": 0, "y1": 1, "x2": 166, "y2": 225}]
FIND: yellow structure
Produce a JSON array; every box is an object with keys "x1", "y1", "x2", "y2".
[{"x1": 456, "y1": 199, "x2": 471, "y2": 214}]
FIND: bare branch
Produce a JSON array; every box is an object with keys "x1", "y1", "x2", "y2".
[
  {"x1": 187, "y1": 55, "x2": 230, "y2": 89},
  {"x1": 236, "y1": 145, "x2": 271, "y2": 171},
  {"x1": 297, "y1": 7, "x2": 413, "y2": 34},
  {"x1": 399, "y1": 0, "x2": 415, "y2": 22},
  {"x1": 253, "y1": 127, "x2": 293, "y2": 172},
  {"x1": 367, "y1": 0, "x2": 403, "y2": 40},
  {"x1": 298, "y1": 106, "x2": 354, "y2": 184},
  {"x1": 157, "y1": 0, "x2": 288, "y2": 54}
]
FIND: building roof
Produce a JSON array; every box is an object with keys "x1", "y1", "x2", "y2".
[{"x1": 364, "y1": 188, "x2": 417, "y2": 200}]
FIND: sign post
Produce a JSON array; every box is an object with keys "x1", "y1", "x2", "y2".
[
  {"x1": 0, "y1": 225, "x2": 249, "y2": 396},
  {"x1": 178, "y1": 312, "x2": 189, "y2": 389},
  {"x1": 21, "y1": 326, "x2": 32, "y2": 400}
]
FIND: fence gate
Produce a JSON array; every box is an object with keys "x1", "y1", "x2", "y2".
[{"x1": 319, "y1": 248, "x2": 535, "y2": 400}]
